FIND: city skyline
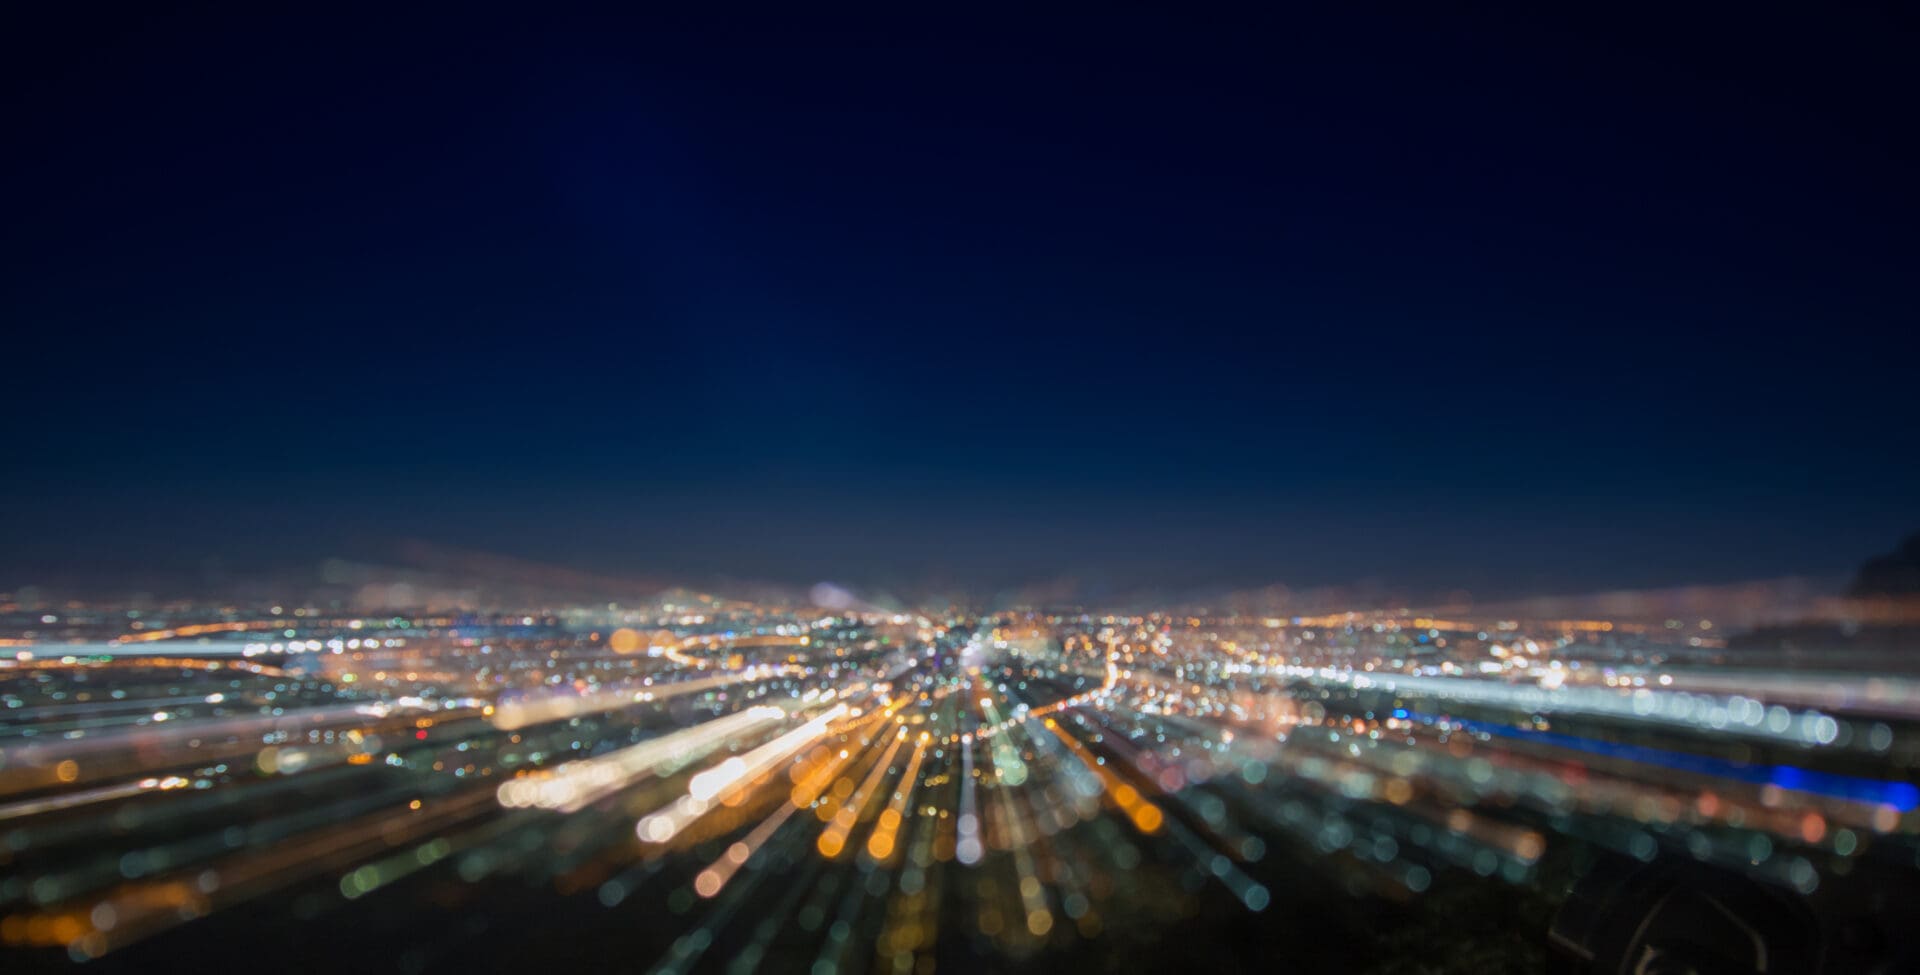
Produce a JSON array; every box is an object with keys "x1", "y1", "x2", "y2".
[{"x1": 6, "y1": 7, "x2": 1920, "y2": 972}]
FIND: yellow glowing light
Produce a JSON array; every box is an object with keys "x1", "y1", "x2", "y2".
[{"x1": 608, "y1": 628, "x2": 642, "y2": 654}]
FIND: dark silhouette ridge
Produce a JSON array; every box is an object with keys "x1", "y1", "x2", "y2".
[
  {"x1": 1730, "y1": 532, "x2": 1920, "y2": 658},
  {"x1": 1850, "y1": 533, "x2": 1920, "y2": 597}
]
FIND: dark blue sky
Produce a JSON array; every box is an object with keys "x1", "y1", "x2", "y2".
[{"x1": 4, "y1": 6, "x2": 1916, "y2": 598}]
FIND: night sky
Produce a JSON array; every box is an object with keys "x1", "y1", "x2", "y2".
[{"x1": 4, "y1": 6, "x2": 1916, "y2": 599}]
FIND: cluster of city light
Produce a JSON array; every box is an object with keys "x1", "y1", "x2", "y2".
[
  {"x1": 497, "y1": 705, "x2": 789, "y2": 812},
  {"x1": 0, "y1": 601, "x2": 1914, "y2": 970}
]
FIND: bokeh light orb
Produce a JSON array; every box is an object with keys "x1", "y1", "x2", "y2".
[{"x1": 608, "y1": 627, "x2": 642, "y2": 654}]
